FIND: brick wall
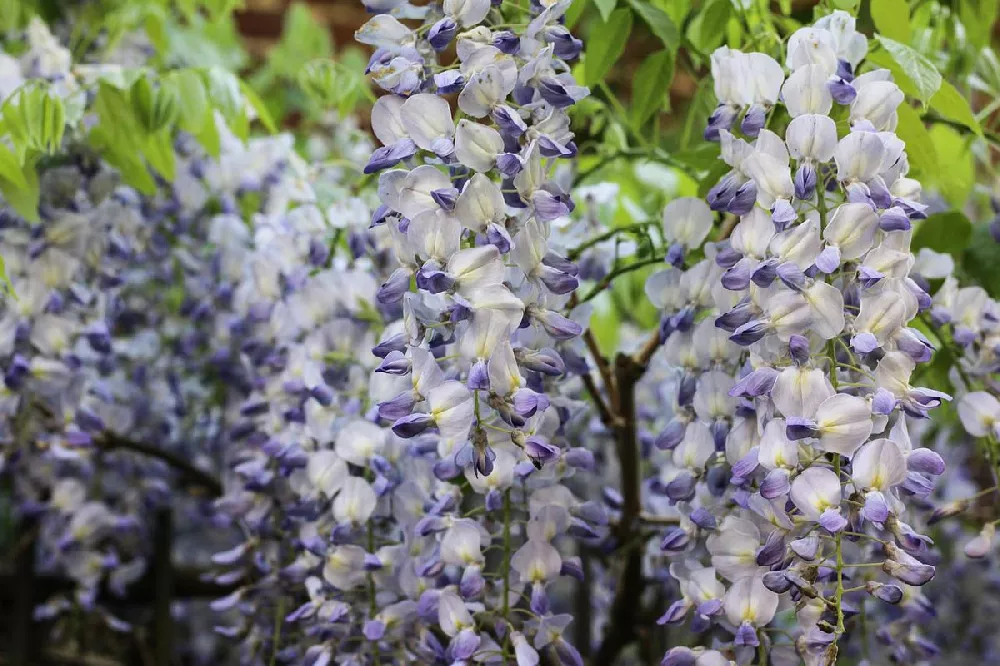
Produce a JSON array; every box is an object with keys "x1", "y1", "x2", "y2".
[{"x1": 236, "y1": 0, "x2": 370, "y2": 57}]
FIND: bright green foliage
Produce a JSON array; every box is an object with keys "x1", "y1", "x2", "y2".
[
  {"x1": 593, "y1": 0, "x2": 618, "y2": 22},
  {"x1": 870, "y1": 0, "x2": 911, "y2": 43},
  {"x1": 912, "y1": 211, "x2": 974, "y2": 257},
  {"x1": 871, "y1": 35, "x2": 942, "y2": 101},
  {"x1": 248, "y1": 2, "x2": 372, "y2": 124},
  {"x1": 297, "y1": 54, "x2": 373, "y2": 119},
  {"x1": 929, "y1": 80, "x2": 983, "y2": 137},
  {"x1": 2, "y1": 85, "x2": 65, "y2": 155},
  {"x1": 628, "y1": 0, "x2": 680, "y2": 51},
  {"x1": 585, "y1": 8, "x2": 633, "y2": 86},
  {"x1": 928, "y1": 124, "x2": 975, "y2": 205},
  {"x1": 631, "y1": 50, "x2": 674, "y2": 125},
  {"x1": 685, "y1": 0, "x2": 731, "y2": 54}
]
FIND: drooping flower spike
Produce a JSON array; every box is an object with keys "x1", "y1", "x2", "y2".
[{"x1": 640, "y1": 10, "x2": 960, "y2": 663}]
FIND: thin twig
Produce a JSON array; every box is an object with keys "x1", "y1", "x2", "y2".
[
  {"x1": 639, "y1": 514, "x2": 680, "y2": 526},
  {"x1": 580, "y1": 370, "x2": 616, "y2": 428},
  {"x1": 633, "y1": 331, "x2": 663, "y2": 369},
  {"x1": 568, "y1": 223, "x2": 654, "y2": 261},
  {"x1": 583, "y1": 329, "x2": 616, "y2": 404},
  {"x1": 97, "y1": 431, "x2": 223, "y2": 497},
  {"x1": 577, "y1": 256, "x2": 664, "y2": 305}
]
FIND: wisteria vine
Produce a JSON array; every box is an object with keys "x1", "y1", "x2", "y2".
[{"x1": 3, "y1": 4, "x2": 1000, "y2": 666}]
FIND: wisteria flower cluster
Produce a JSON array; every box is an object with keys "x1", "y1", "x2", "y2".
[
  {"x1": 0, "y1": 16, "x2": 388, "y2": 663},
  {"x1": 639, "y1": 11, "x2": 958, "y2": 665},
  {"x1": 327, "y1": 0, "x2": 605, "y2": 663},
  {"x1": 7, "y1": 4, "x2": 1000, "y2": 666}
]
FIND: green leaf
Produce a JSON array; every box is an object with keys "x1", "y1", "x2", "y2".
[
  {"x1": 584, "y1": 7, "x2": 633, "y2": 86},
  {"x1": 589, "y1": 301, "x2": 621, "y2": 354},
  {"x1": 964, "y1": 223, "x2": 1000, "y2": 298},
  {"x1": 680, "y1": 78, "x2": 716, "y2": 150},
  {"x1": 928, "y1": 80, "x2": 983, "y2": 137},
  {"x1": 203, "y1": 0, "x2": 241, "y2": 20},
  {"x1": 298, "y1": 59, "x2": 339, "y2": 105},
  {"x1": 928, "y1": 124, "x2": 974, "y2": 205},
  {"x1": 230, "y1": 107, "x2": 250, "y2": 143},
  {"x1": 0, "y1": 157, "x2": 39, "y2": 224},
  {"x1": 628, "y1": 0, "x2": 679, "y2": 50},
  {"x1": 117, "y1": 155, "x2": 157, "y2": 195},
  {"x1": 91, "y1": 82, "x2": 144, "y2": 151},
  {"x1": 674, "y1": 143, "x2": 723, "y2": 171},
  {"x1": 142, "y1": 130, "x2": 176, "y2": 181},
  {"x1": 870, "y1": 0, "x2": 911, "y2": 44},
  {"x1": 168, "y1": 69, "x2": 208, "y2": 133},
  {"x1": 0, "y1": 143, "x2": 27, "y2": 190},
  {"x1": 912, "y1": 211, "x2": 973, "y2": 257},
  {"x1": 264, "y1": 2, "x2": 334, "y2": 81},
  {"x1": 193, "y1": 105, "x2": 221, "y2": 158},
  {"x1": 686, "y1": 0, "x2": 731, "y2": 54},
  {"x1": 143, "y1": 8, "x2": 168, "y2": 55},
  {"x1": 239, "y1": 80, "x2": 278, "y2": 134},
  {"x1": 593, "y1": 0, "x2": 618, "y2": 21},
  {"x1": 630, "y1": 49, "x2": 673, "y2": 126},
  {"x1": 89, "y1": 85, "x2": 158, "y2": 193},
  {"x1": 3, "y1": 84, "x2": 66, "y2": 155},
  {"x1": 165, "y1": 14, "x2": 248, "y2": 71},
  {"x1": 202, "y1": 67, "x2": 243, "y2": 121},
  {"x1": 652, "y1": 0, "x2": 690, "y2": 28},
  {"x1": 872, "y1": 35, "x2": 941, "y2": 101},
  {"x1": 893, "y1": 103, "x2": 936, "y2": 182},
  {"x1": 959, "y1": 0, "x2": 999, "y2": 50},
  {"x1": 566, "y1": 0, "x2": 588, "y2": 27}
]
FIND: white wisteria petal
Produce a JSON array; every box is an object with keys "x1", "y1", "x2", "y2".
[
  {"x1": 958, "y1": 392, "x2": 1000, "y2": 438},
  {"x1": 663, "y1": 197, "x2": 715, "y2": 248},
  {"x1": 455, "y1": 119, "x2": 503, "y2": 172},
  {"x1": 371, "y1": 95, "x2": 409, "y2": 145},
  {"x1": 790, "y1": 466, "x2": 842, "y2": 520},
  {"x1": 782, "y1": 65, "x2": 833, "y2": 118},
  {"x1": 803, "y1": 281, "x2": 846, "y2": 339},
  {"x1": 397, "y1": 165, "x2": 452, "y2": 219},
  {"x1": 455, "y1": 173, "x2": 506, "y2": 232},
  {"x1": 444, "y1": 0, "x2": 490, "y2": 26},
  {"x1": 785, "y1": 114, "x2": 838, "y2": 162},
  {"x1": 852, "y1": 438, "x2": 907, "y2": 491},
  {"x1": 835, "y1": 130, "x2": 886, "y2": 183},
  {"x1": 814, "y1": 393, "x2": 873, "y2": 456},
  {"x1": 824, "y1": 202, "x2": 879, "y2": 259},
  {"x1": 400, "y1": 94, "x2": 454, "y2": 152},
  {"x1": 772, "y1": 367, "x2": 835, "y2": 419}
]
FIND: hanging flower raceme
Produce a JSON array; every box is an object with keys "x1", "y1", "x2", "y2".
[
  {"x1": 639, "y1": 11, "x2": 957, "y2": 664},
  {"x1": 0, "y1": 17, "x2": 392, "y2": 658},
  {"x1": 347, "y1": 0, "x2": 598, "y2": 662}
]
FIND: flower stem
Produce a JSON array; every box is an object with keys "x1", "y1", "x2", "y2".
[
  {"x1": 834, "y1": 452, "x2": 845, "y2": 635},
  {"x1": 270, "y1": 597, "x2": 284, "y2": 666},
  {"x1": 502, "y1": 488, "x2": 512, "y2": 655}
]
